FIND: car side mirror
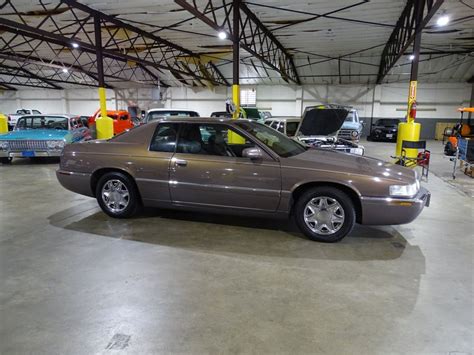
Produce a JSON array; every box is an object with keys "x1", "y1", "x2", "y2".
[{"x1": 242, "y1": 147, "x2": 263, "y2": 160}]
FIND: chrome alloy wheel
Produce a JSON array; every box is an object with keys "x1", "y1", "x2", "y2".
[
  {"x1": 303, "y1": 196, "x2": 345, "y2": 235},
  {"x1": 101, "y1": 179, "x2": 130, "y2": 213}
]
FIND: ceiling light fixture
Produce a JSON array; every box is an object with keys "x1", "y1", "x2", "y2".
[
  {"x1": 409, "y1": 54, "x2": 415, "y2": 60},
  {"x1": 218, "y1": 31, "x2": 227, "y2": 40},
  {"x1": 62, "y1": 68, "x2": 69, "y2": 73},
  {"x1": 436, "y1": 14, "x2": 449, "y2": 26},
  {"x1": 71, "y1": 42, "x2": 79, "y2": 49}
]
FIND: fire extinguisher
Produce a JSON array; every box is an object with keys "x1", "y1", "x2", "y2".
[{"x1": 409, "y1": 100, "x2": 417, "y2": 120}]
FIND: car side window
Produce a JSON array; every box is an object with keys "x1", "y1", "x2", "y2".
[
  {"x1": 70, "y1": 118, "x2": 82, "y2": 129},
  {"x1": 80, "y1": 117, "x2": 89, "y2": 128},
  {"x1": 177, "y1": 123, "x2": 256, "y2": 158},
  {"x1": 277, "y1": 123, "x2": 285, "y2": 133},
  {"x1": 33, "y1": 110, "x2": 40, "y2": 114},
  {"x1": 150, "y1": 123, "x2": 179, "y2": 152},
  {"x1": 270, "y1": 121, "x2": 279, "y2": 130}
]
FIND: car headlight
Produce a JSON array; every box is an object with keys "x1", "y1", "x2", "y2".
[
  {"x1": 47, "y1": 140, "x2": 65, "y2": 150},
  {"x1": 374, "y1": 129, "x2": 381, "y2": 133},
  {"x1": 0, "y1": 141, "x2": 9, "y2": 150},
  {"x1": 351, "y1": 130, "x2": 359, "y2": 138},
  {"x1": 389, "y1": 182, "x2": 419, "y2": 197}
]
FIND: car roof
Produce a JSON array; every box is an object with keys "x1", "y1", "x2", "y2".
[
  {"x1": 150, "y1": 117, "x2": 253, "y2": 124},
  {"x1": 17, "y1": 114, "x2": 77, "y2": 118},
  {"x1": 147, "y1": 108, "x2": 198, "y2": 113}
]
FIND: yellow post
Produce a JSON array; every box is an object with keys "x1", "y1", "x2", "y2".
[
  {"x1": 0, "y1": 113, "x2": 8, "y2": 134},
  {"x1": 232, "y1": 84, "x2": 240, "y2": 120},
  {"x1": 229, "y1": 84, "x2": 245, "y2": 143},
  {"x1": 96, "y1": 87, "x2": 114, "y2": 140},
  {"x1": 396, "y1": 80, "x2": 421, "y2": 158}
]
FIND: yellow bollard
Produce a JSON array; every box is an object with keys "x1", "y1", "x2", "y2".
[
  {"x1": 0, "y1": 113, "x2": 8, "y2": 134},
  {"x1": 395, "y1": 121, "x2": 421, "y2": 158},
  {"x1": 395, "y1": 80, "x2": 421, "y2": 159},
  {"x1": 96, "y1": 87, "x2": 114, "y2": 140},
  {"x1": 229, "y1": 84, "x2": 245, "y2": 144}
]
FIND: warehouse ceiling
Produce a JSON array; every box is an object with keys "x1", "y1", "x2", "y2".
[{"x1": 0, "y1": 0, "x2": 473, "y2": 90}]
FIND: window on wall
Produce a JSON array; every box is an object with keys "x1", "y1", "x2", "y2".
[{"x1": 240, "y1": 87, "x2": 256, "y2": 106}]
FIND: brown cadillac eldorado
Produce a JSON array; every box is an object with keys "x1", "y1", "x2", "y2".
[{"x1": 57, "y1": 118, "x2": 430, "y2": 242}]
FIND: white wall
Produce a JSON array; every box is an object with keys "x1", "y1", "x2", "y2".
[{"x1": 1, "y1": 82, "x2": 471, "y2": 119}]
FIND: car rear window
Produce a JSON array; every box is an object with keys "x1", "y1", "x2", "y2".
[{"x1": 146, "y1": 110, "x2": 199, "y2": 122}]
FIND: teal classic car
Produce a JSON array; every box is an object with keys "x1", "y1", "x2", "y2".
[
  {"x1": 0, "y1": 114, "x2": 91, "y2": 164},
  {"x1": 338, "y1": 108, "x2": 364, "y2": 143}
]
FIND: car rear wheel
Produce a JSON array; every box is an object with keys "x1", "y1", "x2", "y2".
[
  {"x1": 96, "y1": 172, "x2": 140, "y2": 218},
  {"x1": 294, "y1": 187, "x2": 355, "y2": 242},
  {"x1": 1, "y1": 157, "x2": 12, "y2": 165}
]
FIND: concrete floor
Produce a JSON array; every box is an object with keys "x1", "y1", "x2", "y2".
[{"x1": 0, "y1": 141, "x2": 472, "y2": 354}]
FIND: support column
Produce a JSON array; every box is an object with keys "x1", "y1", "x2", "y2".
[
  {"x1": 396, "y1": 0, "x2": 423, "y2": 157},
  {"x1": 94, "y1": 15, "x2": 113, "y2": 139},
  {"x1": 232, "y1": 0, "x2": 240, "y2": 120},
  {"x1": 60, "y1": 90, "x2": 68, "y2": 113},
  {"x1": 229, "y1": 0, "x2": 244, "y2": 144},
  {"x1": 295, "y1": 86, "x2": 304, "y2": 117}
]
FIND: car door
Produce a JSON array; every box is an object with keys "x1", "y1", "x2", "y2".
[
  {"x1": 169, "y1": 123, "x2": 282, "y2": 212},
  {"x1": 134, "y1": 122, "x2": 179, "y2": 204}
]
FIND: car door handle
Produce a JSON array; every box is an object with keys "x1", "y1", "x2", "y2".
[{"x1": 174, "y1": 158, "x2": 188, "y2": 167}]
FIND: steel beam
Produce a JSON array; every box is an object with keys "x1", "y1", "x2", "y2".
[
  {"x1": 0, "y1": 0, "x2": 228, "y2": 87},
  {"x1": 62, "y1": 0, "x2": 228, "y2": 86},
  {"x1": 377, "y1": 0, "x2": 444, "y2": 84},
  {"x1": 0, "y1": 52, "x2": 115, "y2": 89},
  {"x1": 175, "y1": 0, "x2": 300, "y2": 84},
  {"x1": 0, "y1": 63, "x2": 62, "y2": 89},
  {"x1": 0, "y1": 83, "x2": 17, "y2": 91}
]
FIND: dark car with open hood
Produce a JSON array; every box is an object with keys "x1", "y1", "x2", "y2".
[{"x1": 57, "y1": 118, "x2": 430, "y2": 243}]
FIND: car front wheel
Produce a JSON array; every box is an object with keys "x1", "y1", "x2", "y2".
[
  {"x1": 96, "y1": 172, "x2": 140, "y2": 218},
  {"x1": 294, "y1": 187, "x2": 356, "y2": 242},
  {"x1": 1, "y1": 157, "x2": 12, "y2": 165}
]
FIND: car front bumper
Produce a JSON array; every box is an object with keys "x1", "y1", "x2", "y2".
[
  {"x1": 372, "y1": 129, "x2": 397, "y2": 139},
  {"x1": 360, "y1": 187, "x2": 430, "y2": 225},
  {"x1": 0, "y1": 150, "x2": 62, "y2": 158}
]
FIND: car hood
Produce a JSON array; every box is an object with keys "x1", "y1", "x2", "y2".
[
  {"x1": 298, "y1": 108, "x2": 349, "y2": 136},
  {"x1": 288, "y1": 148, "x2": 415, "y2": 183},
  {"x1": 0, "y1": 129, "x2": 69, "y2": 140}
]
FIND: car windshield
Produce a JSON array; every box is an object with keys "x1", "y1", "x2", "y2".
[
  {"x1": 16, "y1": 116, "x2": 68, "y2": 130},
  {"x1": 235, "y1": 121, "x2": 306, "y2": 158},
  {"x1": 376, "y1": 119, "x2": 399, "y2": 125},
  {"x1": 344, "y1": 112, "x2": 356, "y2": 122},
  {"x1": 147, "y1": 110, "x2": 199, "y2": 122},
  {"x1": 242, "y1": 108, "x2": 261, "y2": 120},
  {"x1": 286, "y1": 122, "x2": 299, "y2": 136}
]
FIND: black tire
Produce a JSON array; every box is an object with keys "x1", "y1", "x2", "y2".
[
  {"x1": 1, "y1": 157, "x2": 12, "y2": 165},
  {"x1": 95, "y1": 171, "x2": 140, "y2": 218},
  {"x1": 294, "y1": 186, "x2": 356, "y2": 242}
]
